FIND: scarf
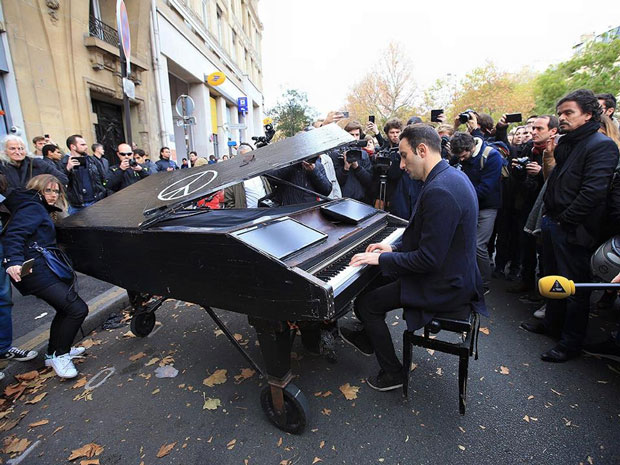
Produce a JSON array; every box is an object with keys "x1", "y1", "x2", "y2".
[{"x1": 553, "y1": 120, "x2": 600, "y2": 166}]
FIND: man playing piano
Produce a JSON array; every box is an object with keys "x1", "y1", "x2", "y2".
[{"x1": 340, "y1": 124, "x2": 487, "y2": 391}]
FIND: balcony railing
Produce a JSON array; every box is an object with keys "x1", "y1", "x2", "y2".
[{"x1": 89, "y1": 15, "x2": 118, "y2": 48}]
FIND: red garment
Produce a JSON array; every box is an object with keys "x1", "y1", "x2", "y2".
[{"x1": 197, "y1": 190, "x2": 224, "y2": 209}]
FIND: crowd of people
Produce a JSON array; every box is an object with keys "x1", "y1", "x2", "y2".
[{"x1": 0, "y1": 88, "x2": 619, "y2": 383}]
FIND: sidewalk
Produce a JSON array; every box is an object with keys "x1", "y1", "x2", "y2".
[{"x1": 1, "y1": 274, "x2": 129, "y2": 379}]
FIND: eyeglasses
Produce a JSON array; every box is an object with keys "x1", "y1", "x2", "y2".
[
  {"x1": 119, "y1": 152, "x2": 133, "y2": 156},
  {"x1": 44, "y1": 188, "x2": 60, "y2": 195}
]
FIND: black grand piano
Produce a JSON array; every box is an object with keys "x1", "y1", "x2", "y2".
[{"x1": 56, "y1": 125, "x2": 407, "y2": 433}]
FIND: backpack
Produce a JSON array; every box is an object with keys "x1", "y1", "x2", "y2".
[{"x1": 479, "y1": 142, "x2": 510, "y2": 178}]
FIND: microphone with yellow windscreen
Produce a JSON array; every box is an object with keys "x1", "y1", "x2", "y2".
[{"x1": 538, "y1": 275, "x2": 620, "y2": 299}]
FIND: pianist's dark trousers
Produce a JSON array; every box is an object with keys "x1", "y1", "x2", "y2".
[{"x1": 354, "y1": 276, "x2": 403, "y2": 374}]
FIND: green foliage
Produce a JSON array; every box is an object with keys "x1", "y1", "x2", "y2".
[
  {"x1": 267, "y1": 89, "x2": 317, "y2": 137},
  {"x1": 534, "y1": 37, "x2": 620, "y2": 114}
]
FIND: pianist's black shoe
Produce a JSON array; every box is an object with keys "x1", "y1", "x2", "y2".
[
  {"x1": 540, "y1": 345, "x2": 579, "y2": 363},
  {"x1": 366, "y1": 369, "x2": 404, "y2": 392},
  {"x1": 339, "y1": 326, "x2": 374, "y2": 357}
]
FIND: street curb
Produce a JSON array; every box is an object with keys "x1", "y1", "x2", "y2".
[{"x1": 1, "y1": 286, "x2": 129, "y2": 381}]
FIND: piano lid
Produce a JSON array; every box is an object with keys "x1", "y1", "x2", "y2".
[{"x1": 57, "y1": 124, "x2": 354, "y2": 230}]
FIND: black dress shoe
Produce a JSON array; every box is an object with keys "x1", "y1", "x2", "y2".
[
  {"x1": 520, "y1": 319, "x2": 546, "y2": 334},
  {"x1": 540, "y1": 345, "x2": 579, "y2": 363}
]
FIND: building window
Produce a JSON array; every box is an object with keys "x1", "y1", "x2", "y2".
[
  {"x1": 232, "y1": 30, "x2": 237, "y2": 62},
  {"x1": 216, "y1": 6, "x2": 223, "y2": 44},
  {"x1": 201, "y1": 0, "x2": 208, "y2": 25}
]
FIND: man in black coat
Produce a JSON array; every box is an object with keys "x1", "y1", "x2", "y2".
[
  {"x1": 340, "y1": 124, "x2": 487, "y2": 391},
  {"x1": 105, "y1": 143, "x2": 152, "y2": 193},
  {"x1": 521, "y1": 89, "x2": 620, "y2": 362},
  {"x1": 0, "y1": 136, "x2": 68, "y2": 188}
]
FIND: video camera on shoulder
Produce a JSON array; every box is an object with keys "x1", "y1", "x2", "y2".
[{"x1": 251, "y1": 118, "x2": 276, "y2": 148}]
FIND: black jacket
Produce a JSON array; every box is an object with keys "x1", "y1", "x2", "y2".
[
  {"x1": 269, "y1": 160, "x2": 332, "y2": 206},
  {"x1": 105, "y1": 163, "x2": 152, "y2": 193},
  {"x1": 0, "y1": 156, "x2": 68, "y2": 189},
  {"x1": 544, "y1": 123, "x2": 619, "y2": 249},
  {"x1": 509, "y1": 141, "x2": 545, "y2": 211},
  {"x1": 61, "y1": 154, "x2": 107, "y2": 207},
  {"x1": 329, "y1": 150, "x2": 373, "y2": 201}
]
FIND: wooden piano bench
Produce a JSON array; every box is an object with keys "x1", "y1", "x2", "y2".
[{"x1": 402, "y1": 310, "x2": 480, "y2": 415}]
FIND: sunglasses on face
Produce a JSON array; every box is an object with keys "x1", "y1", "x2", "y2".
[{"x1": 119, "y1": 152, "x2": 133, "y2": 156}]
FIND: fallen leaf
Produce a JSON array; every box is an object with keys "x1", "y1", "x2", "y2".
[
  {"x1": 0, "y1": 417, "x2": 22, "y2": 432},
  {"x1": 73, "y1": 378, "x2": 88, "y2": 389},
  {"x1": 479, "y1": 327, "x2": 490, "y2": 335},
  {"x1": 233, "y1": 333, "x2": 243, "y2": 341},
  {"x1": 68, "y1": 442, "x2": 104, "y2": 460},
  {"x1": 458, "y1": 445, "x2": 466, "y2": 451},
  {"x1": 129, "y1": 352, "x2": 147, "y2": 361},
  {"x1": 234, "y1": 368, "x2": 256, "y2": 384},
  {"x1": 277, "y1": 437, "x2": 282, "y2": 447},
  {"x1": 34, "y1": 311, "x2": 48, "y2": 319},
  {"x1": 152, "y1": 388, "x2": 160, "y2": 395},
  {"x1": 203, "y1": 369, "x2": 227, "y2": 387},
  {"x1": 458, "y1": 426, "x2": 465, "y2": 433},
  {"x1": 122, "y1": 330, "x2": 136, "y2": 338},
  {"x1": 80, "y1": 460, "x2": 100, "y2": 465},
  {"x1": 322, "y1": 391, "x2": 332, "y2": 397},
  {"x1": 159, "y1": 355, "x2": 175, "y2": 366},
  {"x1": 1, "y1": 436, "x2": 31, "y2": 454},
  {"x1": 25, "y1": 392, "x2": 47, "y2": 404},
  {"x1": 279, "y1": 460, "x2": 290, "y2": 465},
  {"x1": 53, "y1": 426, "x2": 64, "y2": 435},
  {"x1": 321, "y1": 408, "x2": 331, "y2": 416},
  {"x1": 202, "y1": 396, "x2": 221, "y2": 410},
  {"x1": 145, "y1": 357, "x2": 160, "y2": 367},
  {"x1": 527, "y1": 395, "x2": 534, "y2": 400},
  {"x1": 156, "y1": 442, "x2": 176, "y2": 458},
  {"x1": 80, "y1": 338, "x2": 102, "y2": 349},
  {"x1": 227, "y1": 439, "x2": 236, "y2": 450},
  {"x1": 436, "y1": 368, "x2": 443, "y2": 376},
  {"x1": 587, "y1": 456, "x2": 594, "y2": 464},
  {"x1": 339, "y1": 383, "x2": 359, "y2": 400},
  {"x1": 523, "y1": 415, "x2": 530, "y2": 423},
  {"x1": 214, "y1": 329, "x2": 224, "y2": 337},
  {"x1": 426, "y1": 349, "x2": 435, "y2": 356},
  {"x1": 312, "y1": 458, "x2": 322, "y2": 464},
  {"x1": 551, "y1": 388, "x2": 564, "y2": 396},
  {"x1": 499, "y1": 366, "x2": 510, "y2": 375},
  {"x1": 4, "y1": 383, "x2": 27, "y2": 399},
  {"x1": 28, "y1": 419, "x2": 49, "y2": 428},
  {"x1": 410, "y1": 363, "x2": 418, "y2": 372},
  {"x1": 15, "y1": 371, "x2": 39, "y2": 382},
  {"x1": 319, "y1": 440, "x2": 325, "y2": 448}
]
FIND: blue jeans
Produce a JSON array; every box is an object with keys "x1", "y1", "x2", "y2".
[
  {"x1": 0, "y1": 241, "x2": 13, "y2": 354},
  {"x1": 68, "y1": 200, "x2": 95, "y2": 216},
  {"x1": 541, "y1": 216, "x2": 592, "y2": 351}
]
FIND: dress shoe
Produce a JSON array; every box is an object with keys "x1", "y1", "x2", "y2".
[
  {"x1": 520, "y1": 319, "x2": 546, "y2": 334},
  {"x1": 540, "y1": 345, "x2": 579, "y2": 363}
]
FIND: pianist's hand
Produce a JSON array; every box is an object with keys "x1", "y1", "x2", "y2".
[
  {"x1": 350, "y1": 243, "x2": 392, "y2": 267},
  {"x1": 367, "y1": 243, "x2": 392, "y2": 254}
]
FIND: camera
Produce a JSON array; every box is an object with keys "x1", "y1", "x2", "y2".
[
  {"x1": 440, "y1": 135, "x2": 451, "y2": 159},
  {"x1": 129, "y1": 159, "x2": 138, "y2": 167},
  {"x1": 345, "y1": 148, "x2": 362, "y2": 164},
  {"x1": 375, "y1": 146, "x2": 398, "y2": 172},
  {"x1": 513, "y1": 156, "x2": 530, "y2": 170},
  {"x1": 251, "y1": 122, "x2": 276, "y2": 148},
  {"x1": 459, "y1": 112, "x2": 472, "y2": 124}
]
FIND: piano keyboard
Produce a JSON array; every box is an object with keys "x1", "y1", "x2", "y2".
[{"x1": 314, "y1": 226, "x2": 405, "y2": 296}]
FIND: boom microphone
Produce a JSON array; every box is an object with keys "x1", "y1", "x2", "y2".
[{"x1": 538, "y1": 275, "x2": 620, "y2": 299}]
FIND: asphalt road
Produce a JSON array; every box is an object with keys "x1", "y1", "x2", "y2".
[{"x1": 0, "y1": 277, "x2": 618, "y2": 464}]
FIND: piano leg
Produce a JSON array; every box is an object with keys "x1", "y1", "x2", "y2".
[{"x1": 250, "y1": 317, "x2": 310, "y2": 434}]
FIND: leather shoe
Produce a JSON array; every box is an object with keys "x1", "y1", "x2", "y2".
[
  {"x1": 540, "y1": 345, "x2": 579, "y2": 363},
  {"x1": 520, "y1": 319, "x2": 546, "y2": 334}
]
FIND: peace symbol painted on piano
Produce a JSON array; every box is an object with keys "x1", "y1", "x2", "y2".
[{"x1": 157, "y1": 170, "x2": 219, "y2": 201}]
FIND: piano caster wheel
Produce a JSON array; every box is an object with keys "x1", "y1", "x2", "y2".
[
  {"x1": 260, "y1": 383, "x2": 309, "y2": 434},
  {"x1": 130, "y1": 312, "x2": 156, "y2": 337}
]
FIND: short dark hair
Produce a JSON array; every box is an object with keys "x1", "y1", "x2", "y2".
[
  {"x1": 596, "y1": 93, "x2": 616, "y2": 111},
  {"x1": 384, "y1": 118, "x2": 403, "y2": 134},
  {"x1": 557, "y1": 89, "x2": 601, "y2": 123},
  {"x1": 450, "y1": 132, "x2": 476, "y2": 154},
  {"x1": 478, "y1": 113, "x2": 494, "y2": 133},
  {"x1": 189, "y1": 151, "x2": 197, "y2": 156},
  {"x1": 133, "y1": 148, "x2": 146, "y2": 157},
  {"x1": 537, "y1": 115, "x2": 560, "y2": 131},
  {"x1": 159, "y1": 146, "x2": 170, "y2": 159},
  {"x1": 32, "y1": 136, "x2": 45, "y2": 144},
  {"x1": 344, "y1": 120, "x2": 363, "y2": 134},
  {"x1": 66, "y1": 134, "x2": 83, "y2": 151},
  {"x1": 407, "y1": 116, "x2": 422, "y2": 125},
  {"x1": 91, "y1": 143, "x2": 103, "y2": 152},
  {"x1": 400, "y1": 124, "x2": 441, "y2": 154},
  {"x1": 42, "y1": 144, "x2": 59, "y2": 158}
]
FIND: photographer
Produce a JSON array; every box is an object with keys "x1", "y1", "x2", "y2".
[
  {"x1": 506, "y1": 116, "x2": 558, "y2": 296},
  {"x1": 268, "y1": 157, "x2": 332, "y2": 206},
  {"x1": 450, "y1": 131, "x2": 503, "y2": 293},
  {"x1": 330, "y1": 121, "x2": 373, "y2": 203},
  {"x1": 105, "y1": 143, "x2": 152, "y2": 193}
]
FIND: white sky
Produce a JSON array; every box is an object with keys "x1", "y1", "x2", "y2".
[{"x1": 257, "y1": 0, "x2": 619, "y2": 116}]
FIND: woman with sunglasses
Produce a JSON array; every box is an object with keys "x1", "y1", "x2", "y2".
[{"x1": 2, "y1": 174, "x2": 88, "y2": 378}]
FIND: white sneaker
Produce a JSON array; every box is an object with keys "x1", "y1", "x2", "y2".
[
  {"x1": 44, "y1": 346, "x2": 86, "y2": 367},
  {"x1": 47, "y1": 353, "x2": 78, "y2": 379},
  {"x1": 533, "y1": 304, "x2": 546, "y2": 320}
]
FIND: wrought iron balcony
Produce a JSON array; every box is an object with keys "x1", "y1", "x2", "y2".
[{"x1": 89, "y1": 15, "x2": 118, "y2": 48}]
